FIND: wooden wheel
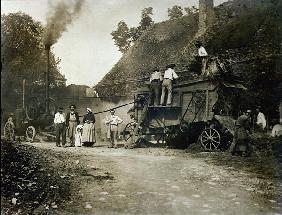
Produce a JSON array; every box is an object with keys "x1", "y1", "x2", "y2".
[
  {"x1": 26, "y1": 126, "x2": 36, "y2": 142},
  {"x1": 4, "y1": 121, "x2": 15, "y2": 141},
  {"x1": 200, "y1": 128, "x2": 221, "y2": 151},
  {"x1": 123, "y1": 122, "x2": 137, "y2": 142}
]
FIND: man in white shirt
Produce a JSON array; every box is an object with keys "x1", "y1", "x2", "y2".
[
  {"x1": 160, "y1": 64, "x2": 178, "y2": 106},
  {"x1": 195, "y1": 41, "x2": 208, "y2": 74},
  {"x1": 105, "y1": 110, "x2": 123, "y2": 148},
  {"x1": 256, "y1": 107, "x2": 267, "y2": 132},
  {"x1": 54, "y1": 107, "x2": 66, "y2": 147},
  {"x1": 149, "y1": 68, "x2": 163, "y2": 106}
]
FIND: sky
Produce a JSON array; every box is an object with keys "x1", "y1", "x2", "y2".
[{"x1": 1, "y1": 0, "x2": 227, "y2": 86}]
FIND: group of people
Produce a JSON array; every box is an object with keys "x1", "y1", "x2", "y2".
[
  {"x1": 54, "y1": 105, "x2": 123, "y2": 148},
  {"x1": 149, "y1": 63, "x2": 179, "y2": 106},
  {"x1": 54, "y1": 105, "x2": 95, "y2": 147},
  {"x1": 149, "y1": 41, "x2": 208, "y2": 106},
  {"x1": 230, "y1": 107, "x2": 268, "y2": 156}
]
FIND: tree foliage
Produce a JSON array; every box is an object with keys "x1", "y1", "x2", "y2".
[
  {"x1": 111, "y1": 21, "x2": 131, "y2": 53},
  {"x1": 139, "y1": 7, "x2": 154, "y2": 31},
  {"x1": 168, "y1": 6, "x2": 184, "y2": 20},
  {"x1": 111, "y1": 7, "x2": 154, "y2": 52},
  {"x1": 1, "y1": 12, "x2": 63, "y2": 111},
  {"x1": 202, "y1": 3, "x2": 282, "y2": 119},
  {"x1": 184, "y1": 6, "x2": 199, "y2": 16}
]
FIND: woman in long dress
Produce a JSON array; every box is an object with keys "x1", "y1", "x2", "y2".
[{"x1": 81, "y1": 108, "x2": 96, "y2": 146}]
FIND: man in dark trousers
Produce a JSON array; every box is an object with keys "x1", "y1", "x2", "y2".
[
  {"x1": 66, "y1": 104, "x2": 80, "y2": 147},
  {"x1": 54, "y1": 107, "x2": 66, "y2": 147},
  {"x1": 149, "y1": 68, "x2": 163, "y2": 106}
]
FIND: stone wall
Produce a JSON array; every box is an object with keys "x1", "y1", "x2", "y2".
[
  {"x1": 94, "y1": 98, "x2": 133, "y2": 141},
  {"x1": 55, "y1": 96, "x2": 133, "y2": 141}
]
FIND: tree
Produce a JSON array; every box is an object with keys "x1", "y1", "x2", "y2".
[
  {"x1": 184, "y1": 6, "x2": 199, "y2": 16},
  {"x1": 168, "y1": 5, "x2": 183, "y2": 20},
  {"x1": 112, "y1": 8, "x2": 154, "y2": 51},
  {"x1": 1, "y1": 12, "x2": 62, "y2": 112},
  {"x1": 111, "y1": 21, "x2": 131, "y2": 53},
  {"x1": 129, "y1": 26, "x2": 142, "y2": 43},
  {"x1": 139, "y1": 7, "x2": 154, "y2": 31}
]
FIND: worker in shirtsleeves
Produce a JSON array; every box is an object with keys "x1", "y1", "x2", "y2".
[
  {"x1": 160, "y1": 63, "x2": 179, "y2": 106},
  {"x1": 149, "y1": 67, "x2": 163, "y2": 106},
  {"x1": 195, "y1": 41, "x2": 208, "y2": 75},
  {"x1": 255, "y1": 106, "x2": 267, "y2": 132},
  {"x1": 54, "y1": 107, "x2": 66, "y2": 147},
  {"x1": 105, "y1": 109, "x2": 123, "y2": 148}
]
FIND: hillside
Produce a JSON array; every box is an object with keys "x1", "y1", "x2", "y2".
[
  {"x1": 95, "y1": 13, "x2": 199, "y2": 97},
  {"x1": 95, "y1": 1, "x2": 281, "y2": 116}
]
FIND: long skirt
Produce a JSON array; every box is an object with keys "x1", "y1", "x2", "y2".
[{"x1": 82, "y1": 123, "x2": 96, "y2": 143}]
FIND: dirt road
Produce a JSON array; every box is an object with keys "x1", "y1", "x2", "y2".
[{"x1": 18, "y1": 141, "x2": 280, "y2": 215}]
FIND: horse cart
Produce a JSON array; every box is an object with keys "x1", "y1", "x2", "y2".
[
  {"x1": 3, "y1": 107, "x2": 54, "y2": 142},
  {"x1": 123, "y1": 78, "x2": 246, "y2": 151}
]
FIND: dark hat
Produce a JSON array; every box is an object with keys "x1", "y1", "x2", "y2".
[
  {"x1": 69, "y1": 104, "x2": 76, "y2": 109},
  {"x1": 152, "y1": 67, "x2": 159, "y2": 72},
  {"x1": 195, "y1": 41, "x2": 202, "y2": 46},
  {"x1": 58, "y1": 107, "x2": 64, "y2": 111},
  {"x1": 110, "y1": 109, "x2": 115, "y2": 113},
  {"x1": 166, "y1": 63, "x2": 176, "y2": 69}
]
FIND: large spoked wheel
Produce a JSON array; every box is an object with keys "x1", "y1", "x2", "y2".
[
  {"x1": 4, "y1": 121, "x2": 15, "y2": 141},
  {"x1": 200, "y1": 128, "x2": 221, "y2": 151},
  {"x1": 26, "y1": 126, "x2": 36, "y2": 142},
  {"x1": 123, "y1": 122, "x2": 137, "y2": 142}
]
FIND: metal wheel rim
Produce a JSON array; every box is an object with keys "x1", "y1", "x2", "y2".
[
  {"x1": 200, "y1": 128, "x2": 221, "y2": 151},
  {"x1": 123, "y1": 122, "x2": 136, "y2": 142}
]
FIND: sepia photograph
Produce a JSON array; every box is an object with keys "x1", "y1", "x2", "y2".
[{"x1": 1, "y1": 0, "x2": 282, "y2": 214}]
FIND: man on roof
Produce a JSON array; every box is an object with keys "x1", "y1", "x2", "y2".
[
  {"x1": 195, "y1": 41, "x2": 208, "y2": 75},
  {"x1": 160, "y1": 64, "x2": 179, "y2": 106},
  {"x1": 149, "y1": 67, "x2": 163, "y2": 106}
]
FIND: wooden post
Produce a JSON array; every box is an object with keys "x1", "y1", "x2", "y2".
[
  {"x1": 45, "y1": 45, "x2": 50, "y2": 114},
  {"x1": 22, "y1": 79, "x2": 26, "y2": 109},
  {"x1": 205, "y1": 89, "x2": 209, "y2": 121},
  {"x1": 279, "y1": 100, "x2": 282, "y2": 124}
]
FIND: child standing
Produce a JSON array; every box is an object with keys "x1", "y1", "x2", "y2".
[{"x1": 75, "y1": 125, "x2": 83, "y2": 147}]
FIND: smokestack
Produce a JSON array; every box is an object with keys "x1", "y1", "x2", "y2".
[
  {"x1": 44, "y1": 0, "x2": 84, "y2": 46},
  {"x1": 198, "y1": 0, "x2": 214, "y2": 35},
  {"x1": 43, "y1": 0, "x2": 84, "y2": 113},
  {"x1": 45, "y1": 44, "x2": 50, "y2": 114}
]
